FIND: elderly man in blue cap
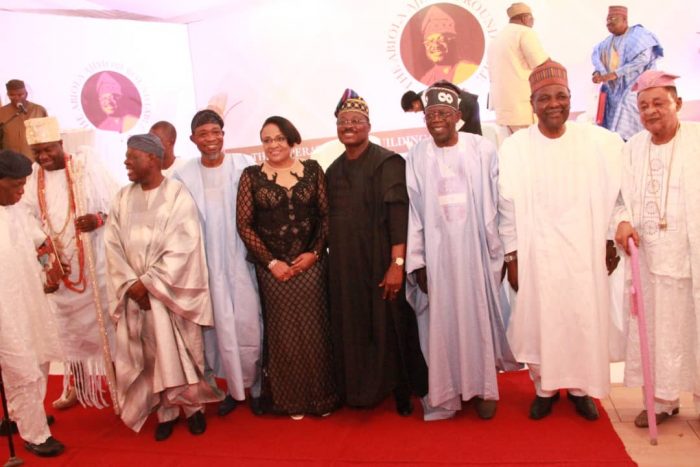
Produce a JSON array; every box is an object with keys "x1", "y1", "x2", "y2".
[{"x1": 104, "y1": 134, "x2": 223, "y2": 441}]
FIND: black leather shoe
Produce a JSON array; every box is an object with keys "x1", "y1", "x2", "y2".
[
  {"x1": 24, "y1": 436, "x2": 64, "y2": 457},
  {"x1": 394, "y1": 395, "x2": 413, "y2": 417},
  {"x1": 187, "y1": 411, "x2": 206, "y2": 435},
  {"x1": 1, "y1": 414, "x2": 55, "y2": 436},
  {"x1": 474, "y1": 398, "x2": 497, "y2": 420},
  {"x1": 529, "y1": 392, "x2": 560, "y2": 420},
  {"x1": 567, "y1": 393, "x2": 599, "y2": 420},
  {"x1": 249, "y1": 397, "x2": 264, "y2": 416},
  {"x1": 217, "y1": 395, "x2": 238, "y2": 417},
  {"x1": 154, "y1": 419, "x2": 177, "y2": 441}
]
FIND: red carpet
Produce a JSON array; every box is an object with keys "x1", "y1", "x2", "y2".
[{"x1": 1, "y1": 371, "x2": 635, "y2": 466}]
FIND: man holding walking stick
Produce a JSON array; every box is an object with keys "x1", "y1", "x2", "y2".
[{"x1": 614, "y1": 70, "x2": 700, "y2": 428}]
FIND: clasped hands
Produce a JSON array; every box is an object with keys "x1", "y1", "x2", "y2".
[
  {"x1": 269, "y1": 252, "x2": 317, "y2": 282},
  {"x1": 592, "y1": 71, "x2": 618, "y2": 84},
  {"x1": 127, "y1": 280, "x2": 151, "y2": 310}
]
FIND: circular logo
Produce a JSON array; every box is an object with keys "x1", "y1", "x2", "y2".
[
  {"x1": 81, "y1": 71, "x2": 142, "y2": 133},
  {"x1": 399, "y1": 3, "x2": 485, "y2": 86}
]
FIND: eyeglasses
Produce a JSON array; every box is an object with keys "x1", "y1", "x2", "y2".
[
  {"x1": 423, "y1": 36, "x2": 453, "y2": 48},
  {"x1": 424, "y1": 110, "x2": 455, "y2": 122},
  {"x1": 261, "y1": 135, "x2": 287, "y2": 145},
  {"x1": 336, "y1": 119, "x2": 368, "y2": 127}
]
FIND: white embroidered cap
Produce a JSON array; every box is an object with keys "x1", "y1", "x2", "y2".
[{"x1": 25, "y1": 117, "x2": 61, "y2": 145}]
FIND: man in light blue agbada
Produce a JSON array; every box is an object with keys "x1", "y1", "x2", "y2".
[
  {"x1": 405, "y1": 81, "x2": 518, "y2": 421},
  {"x1": 174, "y1": 110, "x2": 262, "y2": 416},
  {"x1": 592, "y1": 5, "x2": 663, "y2": 140}
]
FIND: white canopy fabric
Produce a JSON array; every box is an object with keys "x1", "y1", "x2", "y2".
[{"x1": 0, "y1": 0, "x2": 235, "y2": 23}]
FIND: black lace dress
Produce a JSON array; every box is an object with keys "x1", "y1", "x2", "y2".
[{"x1": 236, "y1": 159, "x2": 339, "y2": 415}]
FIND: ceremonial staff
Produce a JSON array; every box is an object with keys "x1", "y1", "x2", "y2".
[{"x1": 67, "y1": 154, "x2": 120, "y2": 415}]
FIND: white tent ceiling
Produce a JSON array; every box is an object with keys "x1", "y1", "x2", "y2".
[{"x1": 0, "y1": 0, "x2": 236, "y2": 23}]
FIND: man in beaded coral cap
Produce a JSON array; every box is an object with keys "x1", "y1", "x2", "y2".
[{"x1": 22, "y1": 116, "x2": 119, "y2": 411}]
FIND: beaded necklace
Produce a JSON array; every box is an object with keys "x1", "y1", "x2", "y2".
[
  {"x1": 37, "y1": 154, "x2": 87, "y2": 293},
  {"x1": 646, "y1": 124, "x2": 680, "y2": 231}
]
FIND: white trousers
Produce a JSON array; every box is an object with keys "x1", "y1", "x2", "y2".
[{"x1": 528, "y1": 363, "x2": 586, "y2": 398}]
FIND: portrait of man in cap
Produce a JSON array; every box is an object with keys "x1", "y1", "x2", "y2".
[
  {"x1": 400, "y1": 3, "x2": 484, "y2": 85},
  {"x1": 80, "y1": 71, "x2": 141, "y2": 133}
]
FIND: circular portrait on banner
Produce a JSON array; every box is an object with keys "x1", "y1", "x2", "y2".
[
  {"x1": 81, "y1": 71, "x2": 141, "y2": 133},
  {"x1": 400, "y1": 3, "x2": 485, "y2": 86}
]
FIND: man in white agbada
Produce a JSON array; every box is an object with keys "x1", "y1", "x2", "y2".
[
  {"x1": 104, "y1": 134, "x2": 223, "y2": 441},
  {"x1": 614, "y1": 70, "x2": 700, "y2": 428},
  {"x1": 174, "y1": 109, "x2": 262, "y2": 416},
  {"x1": 405, "y1": 81, "x2": 519, "y2": 422},
  {"x1": 22, "y1": 116, "x2": 117, "y2": 410},
  {"x1": 0, "y1": 150, "x2": 64, "y2": 457},
  {"x1": 150, "y1": 120, "x2": 187, "y2": 178},
  {"x1": 499, "y1": 60, "x2": 623, "y2": 420}
]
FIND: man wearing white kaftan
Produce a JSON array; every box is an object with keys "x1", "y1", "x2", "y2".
[
  {"x1": 105, "y1": 134, "x2": 222, "y2": 435},
  {"x1": 22, "y1": 117, "x2": 117, "y2": 409},
  {"x1": 499, "y1": 60, "x2": 623, "y2": 420},
  {"x1": 614, "y1": 71, "x2": 700, "y2": 427},
  {"x1": 406, "y1": 82, "x2": 518, "y2": 421},
  {"x1": 0, "y1": 149, "x2": 64, "y2": 456},
  {"x1": 175, "y1": 110, "x2": 262, "y2": 414}
]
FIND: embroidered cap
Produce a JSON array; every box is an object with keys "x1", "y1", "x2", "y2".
[
  {"x1": 25, "y1": 117, "x2": 62, "y2": 145},
  {"x1": 632, "y1": 70, "x2": 680, "y2": 93},
  {"x1": 608, "y1": 6, "x2": 628, "y2": 17},
  {"x1": 529, "y1": 60, "x2": 569, "y2": 94},
  {"x1": 422, "y1": 81, "x2": 460, "y2": 111},
  {"x1": 334, "y1": 89, "x2": 369, "y2": 118}
]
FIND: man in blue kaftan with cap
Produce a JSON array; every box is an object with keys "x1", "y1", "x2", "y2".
[{"x1": 592, "y1": 5, "x2": 663, "y2": 140}]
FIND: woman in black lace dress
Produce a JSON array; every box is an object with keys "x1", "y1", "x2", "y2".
[{"x1": 236, "y1": 116, "x2": 339, "y2": 419}]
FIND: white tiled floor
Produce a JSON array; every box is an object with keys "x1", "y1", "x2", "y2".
[{"x1": 605, "y1": 384, "x2": 700, "y2": 467}]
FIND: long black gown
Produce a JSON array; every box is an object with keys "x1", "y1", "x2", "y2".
[
  {"x1": 326, "y1": 143, "x2": 428, "y2": 408},
  {"x1": 236, "y1": 159, "x2": 339, "y2": 415}
]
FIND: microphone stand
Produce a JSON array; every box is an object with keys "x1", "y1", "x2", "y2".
[{"x1": 0, "y1": 368, "x2": 24, "y2": 467}]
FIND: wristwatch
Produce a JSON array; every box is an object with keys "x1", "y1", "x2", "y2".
[
  {"x1": 393, "y1": 257, "x2": 405, "y2": 267},
  {"x1": 504, "y1": 253, "x2": 517, "y2": 263}
]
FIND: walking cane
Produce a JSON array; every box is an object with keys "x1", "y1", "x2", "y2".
[
  {"x1": 628, "y1": 238, "x2": 658, "y2": 445},
  {"x1": 0, "y1": 368, "x2": 24, "y2": 467}
]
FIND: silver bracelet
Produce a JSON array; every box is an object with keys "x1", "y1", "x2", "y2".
[{"x1": 267, "y1": 259, "x2": 278, "y2": 270}]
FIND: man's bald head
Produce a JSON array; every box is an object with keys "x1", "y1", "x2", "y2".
[{"x1": 150, "y1": 121, "x2": 177, "y2": 168}]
